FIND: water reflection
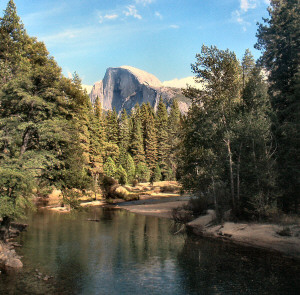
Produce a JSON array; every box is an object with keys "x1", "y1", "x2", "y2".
[{"x1": 0, "y1": 208, "x2": 299, "y2": 295}]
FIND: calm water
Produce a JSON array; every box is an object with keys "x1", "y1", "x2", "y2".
[{"x1": 0, "y1": 208, "x2": 299, "y2": 295}]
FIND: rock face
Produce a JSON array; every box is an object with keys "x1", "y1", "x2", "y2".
[{"x1": 89, "y1": 66, "x2": 191, "y2": 114}]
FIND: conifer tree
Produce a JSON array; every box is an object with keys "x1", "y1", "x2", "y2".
[
  {"x1": 123, "y1": 153, "x2": 135, "y2": 183},
  {"x1": 256, "y1": 0, "x2": 300, "y2": 212},
  {"x1": 118, "y1": 108, "x2": 130, "y2": 166},
  {"x1": 155, "y1": 98, "x2": 170, "y2": 178},
  {"x1": 144, "y1": 110, "x2": 158, "y2": 172},
  {"x1": 168, "y1": 99, "x2": 181, "y2": 177},
  {"x1": 0, "y1": 1, "x2": 89, "y2": 225},
  {"x1": 103, "y1": 157, "x2": 117, "y2": 178},
  {"x1": 130, "y1": 104, "x2": 145, "y2": 164},
  {"x1": 153, "y1": 164, "x2": 162, "y2": 182},
  {"x1": 116, "y1": 165, "x2": 128, "y2": 185},
  {"x1": 105, "y1": 108, "x2": 119, "y2": 145}
]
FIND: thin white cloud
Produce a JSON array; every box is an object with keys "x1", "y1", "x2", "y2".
[
  {"x1": 135, "y1": 0, "x2": 154, "y2": 6},
  {"x1": 99, "y1": 13, "x2": 119, "y2": 23},
  {"x1": 124, "y1": 5, "x2": 142, "y2": 19},
  {"x1": 169, "y1": 24, "x2": 179, "y2": 29},
  {"x1": 155, "y1": 11, "x2": 163, "y2": 20},
  {"x1": 104, "y1": 14, "x2": 119, "y2": 20},
  {"x1": 240, "y1": 0, "x2": 257, "y2": 12}
]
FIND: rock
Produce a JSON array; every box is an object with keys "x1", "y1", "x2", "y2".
[
  {"x1": 5, "y1": 258, "x2": 23, "y2": 268},
  {"x1": 43, "y1": 275, "x2": 49, "y2": 281},
  {"x1": 89, "y1": 66, "x2": 191, "y2": 115},
  {"x1": 187, "y1": 210, "x2": 217, "y2": 231}
]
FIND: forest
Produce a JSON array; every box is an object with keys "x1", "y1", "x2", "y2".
[{"x1": 0, "y1": 0, "x2": 299, "y2": 232}]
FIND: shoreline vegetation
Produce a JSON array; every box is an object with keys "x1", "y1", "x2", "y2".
[
  {"x1": 40, "y1": 181, "x2": 300, "y2": 260},
  {"x1": 0, "y1": 0, "x2": 299, "y2": 278}
]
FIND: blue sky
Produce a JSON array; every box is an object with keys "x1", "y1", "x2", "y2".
[{"x1": 0, "y1": 0, "x2": 270, "y2": 86}]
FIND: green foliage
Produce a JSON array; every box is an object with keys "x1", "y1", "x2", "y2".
[
  {"x1": 156, "y1": 98, "x2": 170, "y2": 178},
  {"x1": 153, "y1": 164, "x2": 162, "y2": 182},
  {"x1": 61, "y1": 189, "x2": 81, "y2": 210},
  {"x1": 0, "y1": 167, "x2": 33, "y2": 219},
  {"x1": 130, "y1": 110, "x2": 145, "y2": 164},
  {"x1": 136, "y1": 162, "x2": 150, "y2": 183},
  {"x1": 123, "y1": 153, "x2": 135, "y2": 183},
  {"x1": 105, "y1": 108, "x2": 119, "y2": 145},
  {"x1": 256, "y1": 0, "x2": 300, "y2": 212},
  {"x1": 116, "y1": 165, "x2": 128, "y2": 185},
  {"x1": 179, "y1": 45, "x2": 277, "y2": 219},
  {"x1": 103, "y1": 157, "x2": 117, "y2": 178}
]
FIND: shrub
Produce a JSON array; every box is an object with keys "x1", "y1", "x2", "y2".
[{"x1": 100, "y1": 176, "x2": 118, "y2": 199}]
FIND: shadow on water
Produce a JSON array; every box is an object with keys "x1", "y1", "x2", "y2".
[{"x1": 0, "y1": 207, "x2": 299, "y2": 294}]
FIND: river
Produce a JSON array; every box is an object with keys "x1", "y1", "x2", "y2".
[{"x1": 0, "y1": 207, "x2": 299, "y2": 294}]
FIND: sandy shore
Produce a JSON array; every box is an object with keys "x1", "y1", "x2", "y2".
[
  {"x1": 116, "y1": 196, "x2": 190, "y2": 218},
  {"x1": 117, "y1": 197, "x2": 300, "y2": 260}
]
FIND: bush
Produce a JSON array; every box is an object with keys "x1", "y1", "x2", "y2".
[
  {"x1": 172, "y1": 206, "x2": 194, "y2": 223},
  {"x1": 100, "y1": 176, "x2": 118, "y2": 199},
  {"x1": 61, "y1": 189, "x2": 81, "y2": 210},
  {"x1": 183, "y1": 196, "x2": 211, "y2": 217}
]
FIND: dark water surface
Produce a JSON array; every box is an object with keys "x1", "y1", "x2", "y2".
[{"x1": 0, "y1": 208, "x2": 299, "y2": 295}]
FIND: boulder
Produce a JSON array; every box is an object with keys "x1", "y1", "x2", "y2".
[
  {"x1": 5, "y1": 258, "x2": 23, "y2": 269},
  {"x1": 187, "y1": 210, "x2": 216, "y2": 232}
]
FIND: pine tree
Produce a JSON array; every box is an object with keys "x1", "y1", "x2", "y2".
[
  {"x1": 130, "y1": 104, "x2": 145, "y2": 164},
  {"x1": 241, "y1": 49, "x2": 255, "y2": 89},
  {"x1": 136, "y1": 162, "x2": 150, "y2": 183},
  {"x1": 118, "y1": 108, "x2": 130, "y2": 166},
  {"x1": 116, "y1": 165, "x2": 128, "y2": 185},
  {"x1": 168, "y1": 99, "x2": 181, "y2": 177},
  {"x1": 103, "y1": 157, "x2": 117, "y2": 178},
  {"x1": 105, "y1": 108, "x2": 119, "y2": 145},
  {"x1": 144, "y1": 110, "x2": 158, "y2": 172},
  {"x1": 0, "y1": 1, "x2": 89, "y2": 225},
  {"x1": 153, "y1": 164, "x2": 162, "y2": 182},
  {"x1": 155, "y1": 98, "x2": 170, "y2": 179},
  {"x1": 123, "y1": 153, "x2": 135, "y2": 183},
  {"x1": 255, "y1": 0, "x2": 300, "y2": 212}
]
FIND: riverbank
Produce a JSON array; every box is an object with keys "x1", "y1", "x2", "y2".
[
  {"x1": 116, "y1": 198, "x2": 300, "y2": 260},
  {"x1": 38, "y1": 182, "x2": 300, "y2": 260}
]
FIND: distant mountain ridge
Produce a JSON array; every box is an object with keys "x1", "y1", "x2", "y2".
[{"x1": 89, "y1": 66, "x2": 192, "y2": 114}]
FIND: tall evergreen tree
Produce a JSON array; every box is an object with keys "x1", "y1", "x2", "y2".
[
  {"x1": 168, "y1": 99, "x2": 181, "y2": 177},
  {"x1": 255, "y1": 0, "x2": 300, "y2": 212},
  {"x1": 105, "y1": 108, "x2": 119, "y2": 145},
  {"x1": 155, "y1": 98, "x2": 170, "y2": 179},
  {"x1": 144, "y1": 110, "x2": 158, "y2": 172},
  {"x1": 130, "y1": 109, "x2": 145, "y2": 165}
]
